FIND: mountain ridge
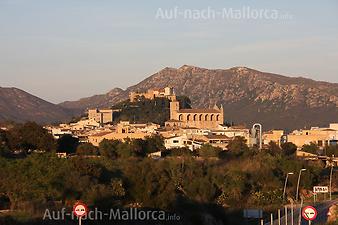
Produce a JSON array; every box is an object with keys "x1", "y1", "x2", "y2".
[
  {"x1": 59, "y1": 65, "x2": 338, "y2": 130},
  {"x1": 1, "y1": 65, "x2": 337, "y2": 130},
  {"x1": 0, "y1": 87, "x2": 73, "y2": 124}
]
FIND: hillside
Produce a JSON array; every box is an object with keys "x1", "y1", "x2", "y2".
[
  {"x1": 0, "y1": 87, "x2": 73, "y2": 124},
  {"x1": 112, "y1": 96, "x2": 191, "y2": 125},
  {"x1": 59, "y1": 65, "x2": 338, "y2": 130}
]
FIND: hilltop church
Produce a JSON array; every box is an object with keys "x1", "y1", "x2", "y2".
[{"x1": 165, "y1": 97, "x2": 224, "y2": 129}]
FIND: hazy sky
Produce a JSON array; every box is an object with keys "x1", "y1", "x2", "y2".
[{"x1": 1, "y1": 0, "x2": 338, "y2": 103}]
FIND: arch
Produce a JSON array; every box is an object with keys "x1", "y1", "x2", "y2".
[
  {"x1": 199, "y1": 114, "x2": 203, "y2": 121},
  {"x1": 179, "y1": 114, "x2": 183, "y2": 121},
  {"x1": 193, "y1": 114, "x2": 197, "y2": 121},
  {"x1": 216, "y1": 114, "x2": 220, "y2": 121},
  {"x1": 210, "y1": 114, "x2": 214, "y2": 121},
  {"x1": 205, "y1": 114, "x2": 209, "y2": 121},
  {"x1": 187, "y1": 114, "x2": 191, "y2": 121}
]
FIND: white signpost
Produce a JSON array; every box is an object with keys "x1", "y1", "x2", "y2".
[
  {"x1": 302, "y1": 206, "x2": 317, "y2": 225},
  {"x1": 73, "y1": 202, "x2": 88, "y2": 225},
  {"x1": 313, "y1": 186, "x2": 329, "y2": 193},
  {"x1": 313, "y1": 186, "x2": 329, "y2": 202}
]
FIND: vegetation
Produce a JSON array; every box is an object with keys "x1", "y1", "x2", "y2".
[
  {"x1": 302, "y1": 143, "x2": 320, "y2": 154},
  {"x1": 112, "y1": 96, "x2": 191, "y2": 125},
  {"x1": 5, "y1": 122, "x2": 56, "y2": 153},
  {"x1": 324, "y1": 145, "x2": 338, "y2": 157},
  {"x1": 0, "y1": 122, "x2": 337, "y2": 225}
]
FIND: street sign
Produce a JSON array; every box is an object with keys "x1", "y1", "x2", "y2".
[
  {"x1": 243, "y1": 209, "x2": 263, "y2": 218},
  {"x1": 302, "y1": 206, "x2": 317, "y2": 221},
  {"x1": 313, "y1": 186, "x2": 329, "y2": 193},
  {"x1": 73, "y1": 202, "x2": 88, "y2": 217}
]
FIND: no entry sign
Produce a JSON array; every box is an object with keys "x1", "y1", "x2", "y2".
[
  {"x1": 73, "y1": 202, "x2": 88, "y2": 217},
  {"x1": 302, "y1": 206, "x2": 317, "y2": 221}
]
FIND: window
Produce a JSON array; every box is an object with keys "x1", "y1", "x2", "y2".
[
  {"x1": 173, "y1": 140, "x2": 179, "y2": 143},
  {"x1": 318, "y1": 140, "x2": 323, "y2": 146},
  {"x1": 179, "y1": 114, "x2": 183, "y2": 121}
]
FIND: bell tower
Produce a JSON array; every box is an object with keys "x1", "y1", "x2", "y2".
[{"x1": 170, "y1": 99, "x2": 180, "y2": 120}]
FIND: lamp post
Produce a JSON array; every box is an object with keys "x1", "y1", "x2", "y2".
[
  {"x1": 296, "y1": 169, "x2": 306, "y2": 202},
  {"x1": 283, "y1": 172, "x2": 294, "y2": 201}
]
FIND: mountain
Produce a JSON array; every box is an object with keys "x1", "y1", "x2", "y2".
[
  {"x1": 60, "y1": 88, "x2": 126, "y2": 114},
  {"x1": 0, "y1": 87, "x2": 73, "y2": 124},
  {"x1": 61, "y1": 65, "x2": 338, "y2": 130}
]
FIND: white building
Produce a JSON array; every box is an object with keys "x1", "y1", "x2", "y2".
[{"x1": 164, "y1": 135, "x2": 203, "y2": 151}]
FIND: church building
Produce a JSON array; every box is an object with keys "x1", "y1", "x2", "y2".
[{"x1": 165, "y1": 97, "x2": 224, "y2": 129}]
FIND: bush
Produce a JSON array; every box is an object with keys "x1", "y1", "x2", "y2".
[
  {"x1": 227, "y1": 136, "x2": 249, "y2": 152},
  {"x1": 76, "y1": 143, "x2": 99, "y2": 155},
  {"x1": 98, "y1": 139, "x2": 119, "y2": 159},
  {"x1": 167, "y1": 147, "x2": 195, "y2": 157},
  {"x1": 197, "y1": 144, "x2": 222, "y2": 158},
  {"x1": 281, "y1": 142, "x2": 297, "y2": 156},
  {"x1": 57, "y1": 134, "x2": 79, "y2": 154},
  {"x1": 324, "y1": 145, "x2": 338, "y2": 157},
  {"x1": 302, "y1": 143, "x2": 319, "y2": 155}
]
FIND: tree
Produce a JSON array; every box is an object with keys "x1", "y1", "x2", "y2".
[
  {"x1": 302, "y1": 143, "x2": 319, "y2": 155},
  {"x1": 281, "y1": 142, "x2": 297, "y2": 156},
  {"x1": 98, "y1": 139, "x2": 119, "y2": 159},
  {"x1": 144, "y1": 135, "x2": 165, "y2": 154},
  {"x1": 167, "y1": 147, "x2": 194, "y2": 157},
  {"x1": 324, "y1": 145, "x2": 338, "y2": 157},
  {"x1": 0, "y1": 145, "x2": 11, "y2": 158},
  {"x1": 0, "y1": 129, "x2": 8, "y2": 145},
  {"x1": 6, "y1": 122, "x2": 56, "y2": 152},
  {"x1": 227, "y1": 136, "x2": 249, "y2": 152},
  {"x1": 267, "y1": 141, "x2": 282, "y2": 155},
  {"x1": 198, "y1": 144, "x2": 222, "y2": 158},
  {"x1": 76, "y1": 143, "x2": 99, "y2": 156},
  {"x1": 57, "y1": 134, "x2": 79, "y2": 154},
  {"x1": 0, "y1": 130, "x2": 10, "y2": 157}
]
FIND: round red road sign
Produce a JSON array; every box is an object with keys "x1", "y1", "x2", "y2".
[
  {"x1": 302, "y1": 206, "x2": 317, "y2": 221},
  {"x1": 73, "y1": 202, "x2": 88, "y2": 217}
]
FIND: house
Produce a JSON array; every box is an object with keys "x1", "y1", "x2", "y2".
[
  {"x1": 88, "y1": 108, "x2": 115, "y2": 124},
  {"x1": 262, "y1": 130, "x2": 284, "y2": 146},
  {"x1": 164, "y1": 135, "x2": 203, "y2": 151},
  {"x1": 88, "y1": 121, "x2": 160, "y2": 146},
  {"x1": 287, "y1": 123, "x2": 338, "y2": 149}
]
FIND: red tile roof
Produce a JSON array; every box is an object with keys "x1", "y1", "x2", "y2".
[{"x1": 178, "y1": 109, "x2": 221, "y2": 113}]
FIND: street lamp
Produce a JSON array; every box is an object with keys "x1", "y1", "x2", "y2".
[
  {"x1": 295, "y1": 169, "x2": 306, "y2": 202},
  {"x1": 283, "y1": 172, "x2": 294, "y2": 201}
]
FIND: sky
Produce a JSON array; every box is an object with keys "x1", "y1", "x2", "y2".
[{"x1": 0, "y1": 0, "x2": 338, "y2": 103}]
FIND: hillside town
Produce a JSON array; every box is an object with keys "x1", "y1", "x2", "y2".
[{"x1": 45, "y1": 87, "x2": 338, "y2": 164}]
